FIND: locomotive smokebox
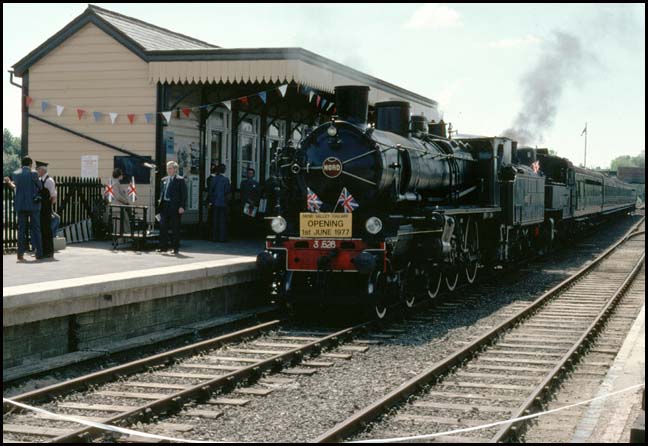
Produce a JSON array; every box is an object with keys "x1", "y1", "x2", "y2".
[
  {"x1": 334, "y1": 85, "x2": 370, "y2": 126},
  {"x1": 376, "y1": 101, "x2": 411, "y2": 137}
]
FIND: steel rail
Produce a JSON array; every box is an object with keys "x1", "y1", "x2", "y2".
[
  {"x1": 3, "y1": 319, "x2": 282, "y2": 413},
  {"x1": 49, "y1": 321, "x2": 371, "y2": 443}
]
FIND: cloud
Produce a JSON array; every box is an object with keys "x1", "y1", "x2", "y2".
[
  {"x1": 405, "y1": 3, "x2": 461, "y2": 29},
  {"x1": 488, "y1": 34, "x2": 542, "y2": 48}
]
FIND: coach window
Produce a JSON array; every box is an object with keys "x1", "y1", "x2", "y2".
[{"x1": 238, "y1": 115, "x2": 260, "y2": 185}]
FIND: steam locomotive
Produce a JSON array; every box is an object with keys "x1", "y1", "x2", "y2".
[{"x1": 256, "y1": 86, "x2": 638, "y2": 318}]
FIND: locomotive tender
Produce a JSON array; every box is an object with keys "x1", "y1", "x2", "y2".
[{"x1": 257, "y1": 86, "x2": 638, "y2": 317}]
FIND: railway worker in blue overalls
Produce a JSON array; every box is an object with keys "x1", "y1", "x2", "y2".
[{"x1": 208, "y1": 163, "x2": 231, "y2": 242}]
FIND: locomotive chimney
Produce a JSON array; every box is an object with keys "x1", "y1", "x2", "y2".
[
  {"x1": 375, "y1": 101, "x2": 411, "y2": 137},
  {"x1": 334, "y1": 85, "x2": 370, "y2": 126},
  {"x1": 428, "y1": 119, "x2": 447, "y2": 138},
  {"x1": 410, "y1": 115, "x2": 428, "y2": 136}
]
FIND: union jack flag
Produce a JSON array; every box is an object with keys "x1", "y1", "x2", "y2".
[
  {"x1": 336, "y1": 187, "x2": 359, "y2": 213},
  {"x1": 128, "y1": 177, "x2": 137, "y2": 202},
  {"x1": 307, "y1": 187, "x2": 323, "y2": 212},
  {"x1": 104, "y1": 181, "x2": 114, "y2": 202},
  {"x1": 531, "y1": 160, "x2": 540, "y2": 174}
]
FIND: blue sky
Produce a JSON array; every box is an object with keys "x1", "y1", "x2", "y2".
[{"x1": 3, "y1": 3, "x2": 645, "y2": 168}]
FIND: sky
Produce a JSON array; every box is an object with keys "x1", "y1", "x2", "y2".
[{"x1": 3, "y1": 3, "x2": 645, "y2": 169}]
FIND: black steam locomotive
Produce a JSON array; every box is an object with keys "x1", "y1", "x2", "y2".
[{"x1": 257, "y1": 86, "x2": 638, "y2": 318}]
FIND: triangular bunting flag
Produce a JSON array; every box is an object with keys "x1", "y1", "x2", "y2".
[
  {"x1": 240, "y1": 96, "x2": 249, "y2": 105},
  {"x1": 278, "y1": 84, "x2": 288, "y2": 97},
  {"x1": 93, "y1": 111, "x2": 103, "y2": 122},
  {"x1": 56, "y1": 105, "x2": 65, "y2": 116},
  {"x1": 309, "y1": 91, "x2": 315, "y2": 102},
  {"x1": 259, "y1": 91, "x2": 267, "y2": 104},
  {"x1": 327, "y1": 102, "x2": 334, "y2": 111},
  {"x1": 25, "y1": 96, "x2": 33, "y2": 107},
  {"x1": 109, "y1": 112, "x2": 118, "y2": 125},
  {"x1": 315, "y1": 95, "x2": 321, "y2": 108},
  {"x1": 77, "y1": 109, "x2": 86, "y2": 120},
  {"x1": 182, "y1": 107, "x2": 191, "y2": 118},
  {"x1": 162, "y1": 111, "x2": 172, "y2": 123},
  {"x1": 41, "y1": 100, "x2": 49, "y2": 113},
  {"x1": 127, "y1": 114, "x2": 136, "y2": 124},
  {"x1": 222, "y1": 100, "x2": 231, "y2": 110},
  {"x1": 321, "y1": 99, "x2": 327, "y2": 109},
  {"x1": 144, "y1": 113, "x2": 154, "y2": 124}
]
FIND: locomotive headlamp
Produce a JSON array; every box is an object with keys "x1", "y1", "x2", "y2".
[
  {"x1": 271, "y1": 216, "x2": 287, "y2": 234},
  {"x1": 365, "y1": 216, "x2": 383, "y2": 235},
  {"x1": 327, "y1": 124, "x2": 338, "y2": 137}
]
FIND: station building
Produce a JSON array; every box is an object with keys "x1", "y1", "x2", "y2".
[{"x1": 11, "y1": 4, "x2": 438, "y2": 228}]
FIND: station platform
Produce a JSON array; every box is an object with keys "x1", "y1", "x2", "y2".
[{"x1": 3, "y1": 239, "x2": 266, "y2": 381}]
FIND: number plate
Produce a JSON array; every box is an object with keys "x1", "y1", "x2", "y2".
[{"x1": 299, "y1": 213, "x2": 352, "y2": 238}]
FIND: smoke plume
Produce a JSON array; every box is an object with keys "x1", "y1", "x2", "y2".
[{"x1": 502, "y1": 31, "x2": 590, "y2": 145}]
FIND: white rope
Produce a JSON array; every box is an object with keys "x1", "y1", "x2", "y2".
[
  {"x1": 2, "y1": 397, "x2": 223, "y2": 443},
  {"x1": 4, "y1": 382, "x2": 644, "y2": 443},
  {"x1": 348, "y1": 382, "x2": 645, "y2": 443}
]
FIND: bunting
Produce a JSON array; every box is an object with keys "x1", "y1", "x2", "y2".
[{"x1": 24, "y1": 83, "x2": 339, "y2": 126}]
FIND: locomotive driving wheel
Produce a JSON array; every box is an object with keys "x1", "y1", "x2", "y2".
[
  {"x1": 400, "y1": 261, "x2": 417, "y2": 308},
  {"x1": 464, "y1": 217, "x2": 480, "y2": 284},
  {"x1": 368, "y1": 271, "x2": 389, "y2": 319},
  {"x1": 426, "y1": 266, "x2": 443, "y2": 298}
]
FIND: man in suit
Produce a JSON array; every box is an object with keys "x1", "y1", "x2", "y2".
[
  {"x1": 158, "y1": 161, "x2": 187, "y2": 254},
  {"x1": 207, "y1": 163, "x2": 231, "y2": 242},
  {"x1": 4, "y1": 157, "x2": 43, "y2": 261}
]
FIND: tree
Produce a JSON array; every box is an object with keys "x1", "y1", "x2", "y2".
[
  {"x1": 610, "y1": 151, "x2": 645, "y2": 171},
  {"x1": 3, "y1": 128, "x2": 21, "y2": 176}
]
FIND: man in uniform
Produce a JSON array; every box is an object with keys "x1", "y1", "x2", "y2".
[
  {"x1": 208, "y1": 164, "x2": 231, "y2": 242},
  {"x1": 240, "y1": 167, "x2": 260, "y2": 236},
  {"x1": 4, "y1": 157, "x2": 43, "y2": 261},
  {"x1": 157, "y1": 161, "x2": 187, "y2": 254},
  {"x1": 36, "y1": 161, "x2": 57, "y2": 258}
]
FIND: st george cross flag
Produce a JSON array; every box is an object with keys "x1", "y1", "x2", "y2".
[
  {"x1": 306, "y1": 187, "x2": 323, "y2": 212},
  {"x1": 531, "y1": 160, "x2": 540, "y2": 174},
  {"x1": 128, "y1": 177, "x2": 137, "y2": 202},
  {"x1": 104, "y1": 180, "x2": 114, "y2": 203},
  {"x1": 336, "y1": 187, "x2": 359, "y2": 213}
]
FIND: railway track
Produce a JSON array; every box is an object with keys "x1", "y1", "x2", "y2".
[
  {"x1": 3, "y1": 319, "x2": 384, "y2": 443},
  {"x1": 317, "y1": 218, "x2": 645, "y2": 443}
]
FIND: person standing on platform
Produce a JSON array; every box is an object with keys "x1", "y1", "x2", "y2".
[
  {"x1": 36, "y1": 161, "x2": 57, "y2": 258},
  {"x1": 4, "y1": 156, "x2": 43, "y2": 261},
  {"x1": 111, "y1": 168, "x2": 131, "y2": 235},
  {"x1": 208, "y1": 163, "x2": 230, "y2": 242},
  {"x1": 157, "y1": 161, "x2": 187, "y2": 254},
  {"x1": 205, "y1": 163, "x2": 218, "y2": 240},
  {"x1": 240, "y1": 167, "x2": 260, "y2": 237}
]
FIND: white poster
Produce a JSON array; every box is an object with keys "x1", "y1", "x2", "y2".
[{"x1": 81, "y1": 155, "x2": 99, "y2": 178}]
